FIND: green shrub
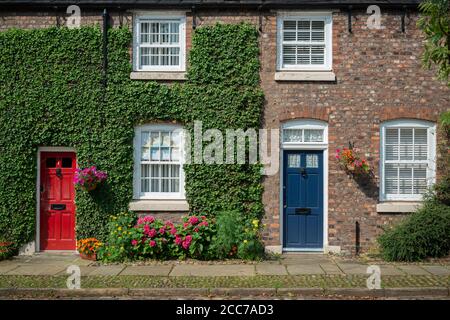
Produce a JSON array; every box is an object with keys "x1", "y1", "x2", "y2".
[
  {"x1": 97, "y1": 211, "x2": 137, "y2": 262},
  {"x1": 209, "y1": 210, "x2": 264, "y2": 260},
  {"x1": 99, "y1": 213, "x2": 216, "y2": 262},
  {"x1": 378, "y1": 201, "x2": 450, "y2": 261}
]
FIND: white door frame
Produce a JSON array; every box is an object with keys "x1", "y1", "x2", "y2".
[
  {"x1": 279, "y1": 120, "x2": 328, "y2": 252},
  {"x1": 35, "y1": 147, "x2": 77, "y2": 253}
]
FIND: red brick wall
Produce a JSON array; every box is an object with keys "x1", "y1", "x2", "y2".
[{"x1": 1, "y1": 8, "x2": 449, "y2": 255}]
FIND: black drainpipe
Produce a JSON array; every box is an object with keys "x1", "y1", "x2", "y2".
[
  {"x1": 355, "y1": 221, "x2": 361, "y2": 255},
  {"x1": 102, "y1": 9, "x2": 109, "y2": 91}
]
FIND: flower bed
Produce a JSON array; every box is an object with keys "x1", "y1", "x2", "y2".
[{"x1": 97, "y1": 212, "x2": 264, "y2": 262}]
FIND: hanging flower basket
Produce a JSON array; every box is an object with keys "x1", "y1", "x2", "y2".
[
  {"x1": 335, "y1": 147, "x2": 371, "y2": 175},
  {"x1": 73, "y1": 166, "x2": 107, "y2": 191}
]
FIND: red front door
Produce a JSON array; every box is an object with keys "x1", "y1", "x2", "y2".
[{"x1": 40, "y1": 152, "x2": 76, "y2": 250}]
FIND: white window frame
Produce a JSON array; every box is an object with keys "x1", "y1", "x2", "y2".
[
  {"x1": 277, "y1": 12, "x2": 333, "y2": 71},
  {"x1": 133, "y1": 12, "x2": 186, "y2": 72},
  {"x1": 380, "y1": 119, "x2": 436, "y2": 202},
  {"x1": 133, "y1": 124, "x2": 186, "y2": 200},
  {"x1": 282, "y1": 119, "x2": 328, "y2": 148}
]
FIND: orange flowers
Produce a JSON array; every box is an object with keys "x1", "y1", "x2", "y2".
[
  {"x1": 76, "y1": 238, "x2": 102, "y2": 255},
  {"x1": 335, "y1": 147, "x2": 370, "y2": 174}
]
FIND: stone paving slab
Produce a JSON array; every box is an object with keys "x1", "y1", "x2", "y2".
[
  {"x1": 255, "y1": 264, "x2": 288, "y2": 276},
  {"x1": 6, "y1": 265, "x2": 66, "y2": 276},
  {"x1": 87, "y1": 265, "x2": 126, "y2": 276},
  {"x1": 120, "y1": 266, "x2": 173, "y2": 276},
  {"x1": 420, "y1": 265, "x2": 450, "y2": 276},
  {"x1": 170, "y1": 265, "x2": 255, "y2": 277},
  {"x1": 319, "y1": 263, "x2": 344, "y2": 275},
  {"x1": 379, "y1": 265, "x2": 406, "y2": 276},
  {"x1": 286, "y1": 264, "x2": 324, "y2": 275},
  {"x1": 336, "y1": 263, "x2": 368, "y2": 275},
  {"x1": 0, "y1": 265, "x2": 19, "y2": 275},
  {"x1": 396, "y1": 265, "x2": 431, "y2": 276}
]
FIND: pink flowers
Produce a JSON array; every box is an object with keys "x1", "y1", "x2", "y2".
[
  {"x1": 137, "y1": 215, "x2": 155, "y2": 226},
  {"x1": 188, "y1": 216, "x2": 199, "y2": 225},
  {"x1": 159, "y1": 227, "x2": 166, "y2": 235},
  {"x1": 131, "y1": 239, "x2": 138, "y2": 246},
  {"x1": 73, "y1": 166, "x2": 107, "y2": 191},
  {"x1": 198, "y1": 221, "x2": 209, "y2": 227},
  {"x1": 170, "y1": 227, "x2": 177, "y2": 235},
  {"x1": 149, "y1": 240, "x2": 156, "y2": 247},
  {"x1": 175, "y1": 235, "x2": 183, "y2": 245},
  {"x1": 182, "y1": 235, "x2": 192, "y2": 250}
]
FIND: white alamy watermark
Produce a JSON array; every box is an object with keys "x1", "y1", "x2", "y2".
[
  {"x1": 66, "y1": 265, "x2": 81, "y2": 289},
  {"x1": 175, "y1": 121, "x2": 280, "y2": 176},
  {"x1": 66, "y1": 5, "x2": 81, "y2": 29},
  {"x1": 366, "y1": 265, "x2": 381, "y2": 290},
  {"x1": 366, "y1": 5, "x2": 384, "y2": 30}
]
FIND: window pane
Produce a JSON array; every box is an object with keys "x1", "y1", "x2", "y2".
[
  {"x1": 283, "y1": 45, "x2": 296, "y2": 65},
  {"x1": 385, "y1": 145, "x2": 399, "y2": 161},
  {"x1": 311, "y1": 20, "x2": 325, "y2": 30},
  {"x1": 151, "y1": 164, "x2": 159, "y2": 177},
  {"x1": 150, "y1": 48, "x2": 159, "y2": 66},
  {"x1": 304, "y1": 129, "x2": 323, "y2": 142},
  {"x1": 385, "y1": 164, "x2": 398, "y2": 194},
  {"x1": 161, "y1": 164, "x2": 170, "y2": 177},
  {"x1": 413, "y1": 165, "x2": 427, "y2": 194},
  {"x1": 171, "y1": 179, "x2": 180, "y2": 192},
  {"x1": 141, "y1": 178, "x2": 149, "y2": 193},
  {"x1": 283, "y1": 129, "x2": 303, "y2": 142},
  {"x1": 150, "y1": 147, "x2": 160, "y2": 161},
  {"x1": 171, "y1": 165, "x2": 180, "y2": 178},
  {"x1": 399, "y1": 165, "x2": 413, "y2": 194},
  {"x1": 151, "y1": 179, "x2": 159, "y2": 192},
  {"x1": 161, "y1": 147, "x2": 170, "y2": 161},
  {"x1": 46, "y1": 158, "x2": 57, "y2": 168},
  {"x1": 288, "y1": 154, "x2": 301, "y2": 168},
  {"x1": 141, "y1": 147, "x2": 150, "y2": 161},
  {"x1": 139, "y1": 47, "x2": 150, "y2": 67},
  {"x1": 161, "y1": 132, "x2": 171, "y2": 147},
  {"x1": 385, "y1": 128, "x2": 398, "y2": 144},
  {"x1": 162, "y1": 179, "x2": 170, "y2": 192},
  {"x1": 141, "y1": 164, "x2": 150, "y2": 178},
  {"x1": 283, "y1": 20, "x2": 297, "y2": 30},
  {"x1": 306, "y1": 154, "x2": 319, "y2": 168},
  {"x1": 62, "y1": 158, "x2": 72, "y2": 168},
  {"x1": 172, "y1": 147, "x2": 180, "y2": 161}
]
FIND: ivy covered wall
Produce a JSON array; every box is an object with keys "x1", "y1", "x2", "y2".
[{"x1": 0, "y1": 24, "x2": 264, "y2": 250}]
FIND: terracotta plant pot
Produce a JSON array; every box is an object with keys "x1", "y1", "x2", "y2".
[
  {"x1": 79, "y1": 252, "x2": 97, "y2": 261},
  {"x1": 83, "y1": 184, "x2": 97, "y2": 192}
]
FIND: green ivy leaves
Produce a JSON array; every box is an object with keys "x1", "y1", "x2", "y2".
[{"x1": 0, "y1": 23, "x2": 264, "y2": 251}]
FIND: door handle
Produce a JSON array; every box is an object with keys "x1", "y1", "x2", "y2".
[{"x1": 56, "y1": 168, "x2": 62, "y2": 178}]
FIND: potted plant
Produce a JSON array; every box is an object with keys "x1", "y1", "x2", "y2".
[
  {"x1": 77, "y1": 238, "x2": 102, "y2": 260},
  {"x1": 73, "y1": 166, "x2": 107, "y2": 191},
  {"x1": 335, "y1": 147, "x2": 371, "y2": 175}
]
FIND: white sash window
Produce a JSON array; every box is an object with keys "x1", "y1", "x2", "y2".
[
  {"x1": 277, "y1": 13, "x2": 332, "y2": 71},
  {"x1": 133, "y1": 13, "x2": 186, "y2": 72},
  {"x1": 380, "y1": 120, "x2": 436, "y2": 201},
  {"x1": 133, "y1": 124, "x2": 185, "y2": 199}
]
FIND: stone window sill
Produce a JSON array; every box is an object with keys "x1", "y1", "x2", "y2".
[
  {"x1": 129, "y1": 199, "x2": 189, "y2": 212},
  {"x1": 130, "y1": 72, "x2": 187, "y2": 81},
  {"x1": 275, "y1": 71, "x2": 336, "y2": 82},
  {"x1": 376, "y1": 202, "x2": 422, "y2": 213}
]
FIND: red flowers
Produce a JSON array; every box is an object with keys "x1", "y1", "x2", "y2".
[{"x1": 336, "y1": 147, "x2": 370, "y2": 174}]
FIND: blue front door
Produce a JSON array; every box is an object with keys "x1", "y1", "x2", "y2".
[{"x1": 283, "y1": 150, "x2": 324, "y2": 249}]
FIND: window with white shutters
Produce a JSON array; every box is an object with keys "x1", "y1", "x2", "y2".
[
  {"x1": 133, "y1": 124, "x2": 185, "y2": 199},
  {"x1": 381, "y1": 120, "x2": 436, "y2": 201},
  {"x1": 134, "y1": 14, "x2": 186, "y2": 72},
  {"x1": 277, "y1": 14, "x2": 332, "y2": 71}
]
